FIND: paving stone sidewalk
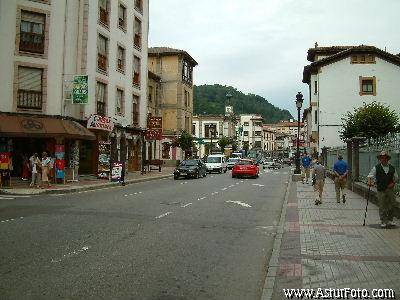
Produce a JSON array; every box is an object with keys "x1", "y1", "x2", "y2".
[
  {"x1": 263, "y1": 178, "x2": 400, "y2": 299},
  {"x1": 0, "y1": 167, "x2": 175, "y2": 195}
]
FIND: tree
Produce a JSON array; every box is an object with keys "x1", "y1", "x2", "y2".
[
  {"x1": 176, "y1": 131, "x2": 195, "y2": 157},
  {"x1": 340, "y1": 101, "x2": 399, "y2": 141},
  {"x1": 217, "y1": 136, "x2": 231, "y2": 153}
]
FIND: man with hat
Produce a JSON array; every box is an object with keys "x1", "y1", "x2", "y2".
[
  {"x1": 367, "y1": 151, "x2": 398, "y2": 228},
  {"x1": 333, "y1": 154, "x2": 348, "y2": 203}
]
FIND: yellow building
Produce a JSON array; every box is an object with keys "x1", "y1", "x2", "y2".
[{"x1": 148, "y1": 47, "x2": 198, "y2": 164}]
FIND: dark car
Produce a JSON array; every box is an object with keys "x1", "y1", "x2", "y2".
[{"x1": 174, "y1": 159, "x2": 207, "y2": 179}]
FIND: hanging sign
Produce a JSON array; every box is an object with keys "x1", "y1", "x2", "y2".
[
  {"x1": 72, "y1": 75, "x2": 89, "y2": 104},
  {"x1": 87, "y1": 115, "x2": 114, "y2": 132}
]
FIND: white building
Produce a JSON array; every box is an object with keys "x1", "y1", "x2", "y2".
[
  {"x1": 238, "y1": 114, "x2": 263, "y2": 151},
  {"x1": 0, "y1": 0, "x2": 149, "y2": 175},
  {"x1": 192, "y1": 115, "x2": 237, "y2": 157},
  {"x1": 262, "y1": 127, "x2": 276, "y2": 154},
  {"x1": 303, "y1": 45, "x2": 400, "y2": 151}
]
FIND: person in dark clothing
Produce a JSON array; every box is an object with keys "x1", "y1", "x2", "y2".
[{"x1": 367, "y1": 151, "x2": 398, "y2": 228}]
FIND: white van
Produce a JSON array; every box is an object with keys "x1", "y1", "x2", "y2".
[{"x1": 205, "y1": 154, "x2": 228, "y2": 173}]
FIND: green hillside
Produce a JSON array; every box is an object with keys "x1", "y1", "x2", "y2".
[{"x1": 193, "y1": 84, "x2": 293, "y2": 123}]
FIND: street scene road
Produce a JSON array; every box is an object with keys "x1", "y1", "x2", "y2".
[{"x1": 1, "y1": 168, "x2": 290, "y2": 300}]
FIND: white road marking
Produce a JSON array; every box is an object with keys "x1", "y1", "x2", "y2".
[
  {"x1": 155, "y1": 212, "x2": 172, "y2": 219},
  {"x1": 221, "y1": 187, "x2": 227, "y2": 191},
  {"x1": 226, "y1": 200, "x2": 252, "y2": 208},
  {"x1": 134, "y1": 192, "x2": 138, "y2": 195},
  {"x1": 252, "y1": 184, "x2": 265, "y2": 187},
  {"x1": 1, "y1": 217, "x2": 24, "y2": 223},
  {"x1": 139, "y1": 192, "x2": 142, "y2": 194},
  {"x1": 211, "y1": 191, "x2": 219, "y2": 195},
  {"x1": 181, "y1": 203, "x2": 192, "y2": 208},
  {"x1": 198, "y1": 196, "x2": 206, "y2": 201},
  {"x1": 235, "y1": 182, "x2": 240, "y2": 185},
  {"x1": 51, "y1": 246, "x2": 91, "y2": 263},
  {"x1": 240, "y1": 180, "x2": 244, "y2": 183},
  {"x1": 129, "y1": 193, "x2": 133, "y2": 196},
  {"x1": 0, "y1": 196, "x2": 15, "y2": 200},
  {"x1": 229, "y1": 185, "x2": 235, "y2": 188},
  {"x1": 124, "y1": 194, "x2": 128, "y2": 197}
]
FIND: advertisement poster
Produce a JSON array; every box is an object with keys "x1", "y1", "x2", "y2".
[
  {"x1": 72, "y1": 75, "x2": 88, "y2": 104},
  {"x1": 111, "y1": 162, "x2": 123, "y2": 182},
  {"x1": 98, "y1": 141, "x2": 111, "y2": 179},
  {"x1": 0, "y1": 152, "x2": 10, "y2": 170},
  {"x1": 55, "y1": 145, "x2": 65, "y2": 179},
  {"x1": 87, "y1": 115, "x2": 114, "y2": 132}
]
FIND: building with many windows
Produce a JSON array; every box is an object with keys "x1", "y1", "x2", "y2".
[
  {"x1": 302, "y1": 44, "x2": 400, "y2": 151},
  {"x1": 0, "y1": 0, "x2": 149, "y2": 178},
  {"x1": 148, "y1": 47, "x2": 198, "y2": 164},
  {"x1": 238, "y1": 114, "x2": 263, "y2": 152}
]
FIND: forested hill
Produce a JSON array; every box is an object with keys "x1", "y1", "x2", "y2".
[{"x1": 193, "y1": 84, "x2": 293, "y2": 123}]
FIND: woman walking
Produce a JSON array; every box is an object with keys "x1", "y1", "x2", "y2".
[{"x1": 41, "y1": 151, "x2": 51, "y2": 188}]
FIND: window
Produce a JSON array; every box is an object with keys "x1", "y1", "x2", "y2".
[
  {"x1": 134, "y1": 0, "x2": 143, "y2": 14},
  {"x1": 96, "y1": 82, "x2": 106, "y2": 116},
  {"x1": 204, "y1": 124, "x2": 217, "y2": 138},
  {"x1": 184, "y1": 90, "x2": 190, "y2": 107},
  {"x1": 243, "y1": 131, "x2": 249, "y2": 136},
  {"x1": 132, "y1": 95, "x2": 140, "y2": 125},
  {"x1": 133, "y1": 56, "x2": 141, "y2": 87},
  {"x1": 255, "y1": 131, "x2": 262, "y2": 136},
  {"x1": 192, "y1": 124, "x2": 196, "y2": 135},
  {"x1": 116, "y1": 89, "x2": 124, "y2": 115},
  {"x1": 359, "y1": 76, "x2": 376, "y2": 96},
  {"x1": 351, "y1": 54, "x2": 375, "y2": 64},
  {"x1": 314, "y1": 80, "x2": 318, "y2": 94},
  {"x1": 19, "y1": 11, "x2": 45, "y2": 54},
  {"x1": 17, "y1": 66, "x2": 43, "y2": 109},
  {"x1": 118, "y1": 3, "x2": 126, "y2": 31},
  {"x1": 148, "y1": 86, "x2": 153, "y2": 102},
  {"x1": 182, "y1": 60, "x2": 193, "y2": 85},
  {"x1": 134, "y1": 17, "x2": 142, "y2": 50},
  {"x1": 314, "y1": 110, "x2": 318, "y2": 125},
  {"x1": 254, "y1": 141, "x2": 262, "y2": 148},
  {"x1": 97, "y1": 34, "x2": 108, "y2": 72},
  {"x1": 117, "y1": 46, "x2": 125, "y2": 72},
  {"x1": 243, "y1": 122, "x2": 249, "y2": 126},
  {"x1": 98, "y1": 0, "x2": 110, "y2": 27},
  {"x1": 254, "y1": 121, "x2": 262, "y2": 127}
]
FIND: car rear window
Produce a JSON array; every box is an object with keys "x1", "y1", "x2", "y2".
[
  {"x1": 236, "y1": 160, "x2": 252, "y2": 165},
  {"x1": 207, "y1": 157, "x2": 221, "y2": 163}
]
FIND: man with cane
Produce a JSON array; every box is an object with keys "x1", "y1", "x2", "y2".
[{"x1": 367, "y1": 151, "x2": 398, "y2": 228}]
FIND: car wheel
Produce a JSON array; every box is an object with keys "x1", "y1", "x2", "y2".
[
  {"x1": 174, "y1": 175, "x2": 179, "y2": 180},
  {"x1": 224, "y1": 168, "x2": 227, "y2": 173},
  {"x1": 195, "y1": 171, "x2": 199, "y2": 179},
  {"x1": 232, "y1": 174, "x2": 236, "y2": 178},
  {"x1": 219, "y1": 168, "x2": 222, "y2": 174}
]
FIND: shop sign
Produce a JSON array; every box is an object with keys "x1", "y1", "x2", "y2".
[
  {"x1": 0, "y1": 152, "x2": 10, "y2": 170},
  {"x1": 72, "y1": 75, "x2": 89, "y2": 104},
  {"x1": 145, "y1": 129, "x2": 162, "y2": 140},
  {"x1": 87, "y1": 115, "x2": 114, "y2": 132},
  {"x1": 111, "y1": 162, "x2": 123, "y2": 182},
  {"x1": 147, "y1": 116, "x2": 162, "y2": 130}
]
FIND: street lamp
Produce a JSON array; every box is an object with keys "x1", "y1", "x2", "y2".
[
  {"x1": 210, "y1": 128, "x2": 218, "y2": 155},
  {"x1": 294, "y1": 92, "x2": 304, "y2": 174}
]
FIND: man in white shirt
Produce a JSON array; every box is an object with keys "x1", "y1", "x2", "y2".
[
  {"x1": 29, "y1": 153, "x2": 40, "y2": 188},
  {"x1": 367, "y1": 151, "x2": 398, "y2": 228}
]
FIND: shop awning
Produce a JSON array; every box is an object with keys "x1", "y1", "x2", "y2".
[{"x1": 0, "y1": 114, "x2": 96, "y2": 140}]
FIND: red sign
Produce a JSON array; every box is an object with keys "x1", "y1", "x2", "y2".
[
  {"x1": 0, "y1": 152, "x2": 10, "y2": 170},
  {"x1": 145, "y1": 129, "x2": 162, "y2": 140},
  {"x1": 87, "y1": 115, "x2": 114, "y2": 132}
]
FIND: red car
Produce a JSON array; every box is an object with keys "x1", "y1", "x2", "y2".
[{"x1": 232, "y1": 159, "x2": 259, "y2": 178}]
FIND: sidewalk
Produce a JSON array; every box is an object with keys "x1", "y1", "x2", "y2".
[
  {"x1": 0, "y1": 167, "x2": 175, "y2": 195},
  {"x1": 263, "y1": 178, "x2": 400, "y2": 299}
]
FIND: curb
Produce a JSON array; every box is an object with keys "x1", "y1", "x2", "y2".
[
  {"x1": 0, "y1": 174, "x2": 173, "y2": 196},
  {"x1": 261, "y1": 173, "x2": 292, "y2": 300}
]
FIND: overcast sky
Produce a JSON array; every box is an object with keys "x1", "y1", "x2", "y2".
[{"x1": 149, "y1": 0, "x2": 400, "y2": 116}]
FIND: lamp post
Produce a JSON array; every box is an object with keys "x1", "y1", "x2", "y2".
[
  {"x1": 210, "y1": 128, "x2": 218, "y2": 155},
  {"x1": 294, "y1": 92, "x2": 304, "y2": 174}
]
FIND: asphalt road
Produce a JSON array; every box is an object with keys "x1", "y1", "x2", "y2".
[{"x1": 0, "y1": 167, "x2": 290, "y2": 300}]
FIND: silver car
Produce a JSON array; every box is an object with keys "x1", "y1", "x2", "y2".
[{"x1": 227, "y1": 157, "x2": 240, "y2": 169}]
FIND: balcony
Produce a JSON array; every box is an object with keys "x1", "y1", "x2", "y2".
[
  {"x1": 134, "y1": 0, "x2": 143, "y2": 14},
  {"x1": 97, "y1": 101, "x2": 106, "y2": 116},
  {"x1": 19, "y1": 32, "x2": 44, "y2": 54},
  {"x1": 17, "y1": 90, "x2": 42, "y2": 109},
  {"x1": 99, "y1": 7, "x2": 109, "y2": 26},
  {"x1": 134, "y1": 34, "x2": 141, "y2": 50},
  {"x1": 118, "y1": 18, "x2": 126, "y2": 31},
  {"x1": 117, "y1": 59, "x2": 124, "y2": 72},
  {"x1": 97, "y1": 54, "x2": 107, "y2": 72}
]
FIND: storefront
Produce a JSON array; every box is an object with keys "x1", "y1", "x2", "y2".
[{"x1": 0, "y1": 113, "x2": 95, "y2": 182}]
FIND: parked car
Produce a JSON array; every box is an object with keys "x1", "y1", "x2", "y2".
[
  {"x1": 232, "y1": 159, "x2": 259, "y2": 178},
  {"x1": 205, "y1": 154, "x2": 228, "y2": 173},
  {"x1": 263, "y1": 159, "x2": 275, "y2": 169},
  {"x1": 227, "y1": 157, "x2": 240, "y2": 169},
  {"x1": 174, "y1": 159, "x2": 207, "y2": 179}
]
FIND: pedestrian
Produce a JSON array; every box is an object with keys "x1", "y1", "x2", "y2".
[
  {"x1": 41, "y1": 151, "x2": 51, "y2": 188},
  {"x1": 333, "y1": 154, "x2": 349, "y2": 203},
  {"x1": 21, "y1": 154, "x2": 30, "y2": 181},
  {"x1": 367, "y1": 151, "x2": 398, "y2": 228},
  {"x1": 301, "y1": 152, "x2": 312, "y2": 184},
  {"x1": 29, "y1": 153, "x2": 40, "y2": 188},
  {"x1": 313, "y1": 157, "x2": 326, "y2": 205}
]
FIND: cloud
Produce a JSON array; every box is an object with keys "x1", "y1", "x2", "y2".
[{"x1": 149, "y1": 0, "x2": 400, "y2": 116}]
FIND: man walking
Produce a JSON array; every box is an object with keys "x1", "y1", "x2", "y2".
[
  {"x1": 313, "y1": 157, "x2": 326, "y2": 205},
  {"x1": 29, "y1": 153, "x2": 40, "y2": 188},
  {"x1": 333, "y1": 155, "x2": 348, "y2": 203},
  {"x1": 301, "y1": 152, "x2": 312, "y2": 184},
  {"x1": 367, "y1": 151, "x2": 398, "y2": 228}
]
